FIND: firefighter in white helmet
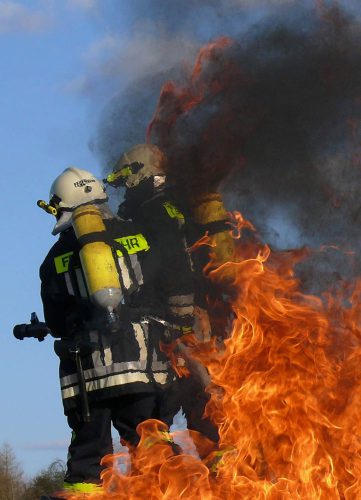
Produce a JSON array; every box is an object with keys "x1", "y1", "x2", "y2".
[
  {"x1": 47, "y1": 166, "x2": 109, "y2": 235},
  {"x1": 37, "y1": 166, "x2": 184, "y2": 498},
  {"x1": 106, "y1": 145, "x2": 220, "y2": 448}
]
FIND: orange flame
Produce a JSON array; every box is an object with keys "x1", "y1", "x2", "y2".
[
  {"x1": 60, "y1": 211, "x2": 361, "y2": 499},
  {"x1": 146, "y1": 36, "x2": 232, "y2": 143}
]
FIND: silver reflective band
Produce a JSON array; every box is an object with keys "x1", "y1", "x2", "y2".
[
  {"x1": 169, "y1": 305, "x2": 194, "y2": 317},
  {"x1": 117, "y1": 256, "x2": 131, "y2": 289},
  {"x1": 61, "y1": 371, "x2": 150, "y2": 399},
  {"x1": 153, "y1": 372, "x2": 169, "y2": 384},
  {"x1": 168, "y1": 294, "x2": 194, "y2": 306},
  {"x1": 152, "y1": 360, "x2": 169, "y2": 371},
  {"x1": 60, "y1": 360, "x2": 147, "y2": 388},
  {"x1": 75, "y1": 268, "x2": 88, "y2": 298},
  {"x1": 64, "y1": 272, "x2": 75, "y2": 296},
  {"x1": 130, "y1": 253, "x2": 144, "y2": 286},
  {"x1": 151, "y1": 348, "x2": 169, "y2": 371},
  {"x1": 133, "y1": 322, "x2": 148, "y2": 363}
]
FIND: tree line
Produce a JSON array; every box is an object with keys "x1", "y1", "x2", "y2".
[{"x1": 0, "y1": 443, "x2": 65, "y2": 500}]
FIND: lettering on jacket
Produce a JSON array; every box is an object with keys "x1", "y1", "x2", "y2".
[
  {"x1": 54, "y1": 234, "x2": 149, "y2": 274},
  {"x1": 163, "y1": 202, "x2": 185, "y2": 221},
  {"x1": 114, "y1": 233, "x2": 150, "y2": 256}
]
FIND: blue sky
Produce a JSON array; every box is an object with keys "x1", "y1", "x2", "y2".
[
  {"x1": 1, "y1": 0, "x2": 359, "y2": 480},
  {"x1": 1, "y1": 0, "x2": 110, "y2": 478}
]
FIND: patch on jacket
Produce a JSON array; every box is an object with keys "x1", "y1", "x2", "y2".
[
  {"x1": 163, "y1": 202, "x2": 185, "y2": 220},
  {"x1": 53, "y1": 233, "x2": 150, "y2": 273}
]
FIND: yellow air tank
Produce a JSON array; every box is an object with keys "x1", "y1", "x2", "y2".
[
  {"x1": 71, "y1": 204, "x2": 122, "y2": 322},
  {"x1": 192, "y1": 192, "x2": 235, "y2": 265}
]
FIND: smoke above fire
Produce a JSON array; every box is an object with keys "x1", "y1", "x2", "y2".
[
  {"x1": 92, "y1": 0, "x2": 361, "y2": 291},
  {"x1": 60, "y1": 5, "x2": 361, "y2": 496}
]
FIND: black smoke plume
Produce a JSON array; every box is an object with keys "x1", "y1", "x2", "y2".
[{"x1": 94, "y1": 2, "x2": 361, "y2": 291}]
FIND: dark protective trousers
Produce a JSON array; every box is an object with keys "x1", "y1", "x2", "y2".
[
  {"x1": 178, "y1": 376, "x2": 219, "y2": 447},
  {"x1": 64, "y1": 390, "x2": 178, "y2": 484}
]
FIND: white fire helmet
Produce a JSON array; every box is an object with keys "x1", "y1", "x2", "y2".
[
  {"x1": 110, "y1": 144, "x2": 166, "y2": 189},
  {"x1": 49, "y1": 167, "x2": 108, "y2": 235}
]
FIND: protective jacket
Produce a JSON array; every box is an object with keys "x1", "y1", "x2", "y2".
[
  {"x1": 118, "y1": 180, "x2": 219, "y2": 445},
  {"x1": 118, "y1": 179, "x2": 196, "y2": 326},
  {"x1": 40, "y1": 213, "x2": 183, "y2": 414}
]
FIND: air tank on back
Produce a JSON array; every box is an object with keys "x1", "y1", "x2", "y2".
[{"x1": 71, "y1": 204, "x2": 122, "y2": 324}]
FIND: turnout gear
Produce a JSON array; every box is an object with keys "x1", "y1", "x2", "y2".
[
  {"x1": 38, "y1": 167, "x2": 191, "y2": 488},
  {"x1": 64, "y1": 392, "x2": 178, "y2": 485},
  {"x1": 40, "y1": 219, "x2": 175, "y2": 414},
  {"x1": 111, "y1": 144, "x2": 221, "y2": 447},
  {"x1": 112, "y1": 146, "x2": 196, "y2": 332},
  {"x1": 116, "y1": 180, "x2": 195, "y2": 330}
]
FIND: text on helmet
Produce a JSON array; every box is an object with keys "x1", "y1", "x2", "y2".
[{"x1": 74, "y1": 178, "x2": 96, "y2": 188}]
